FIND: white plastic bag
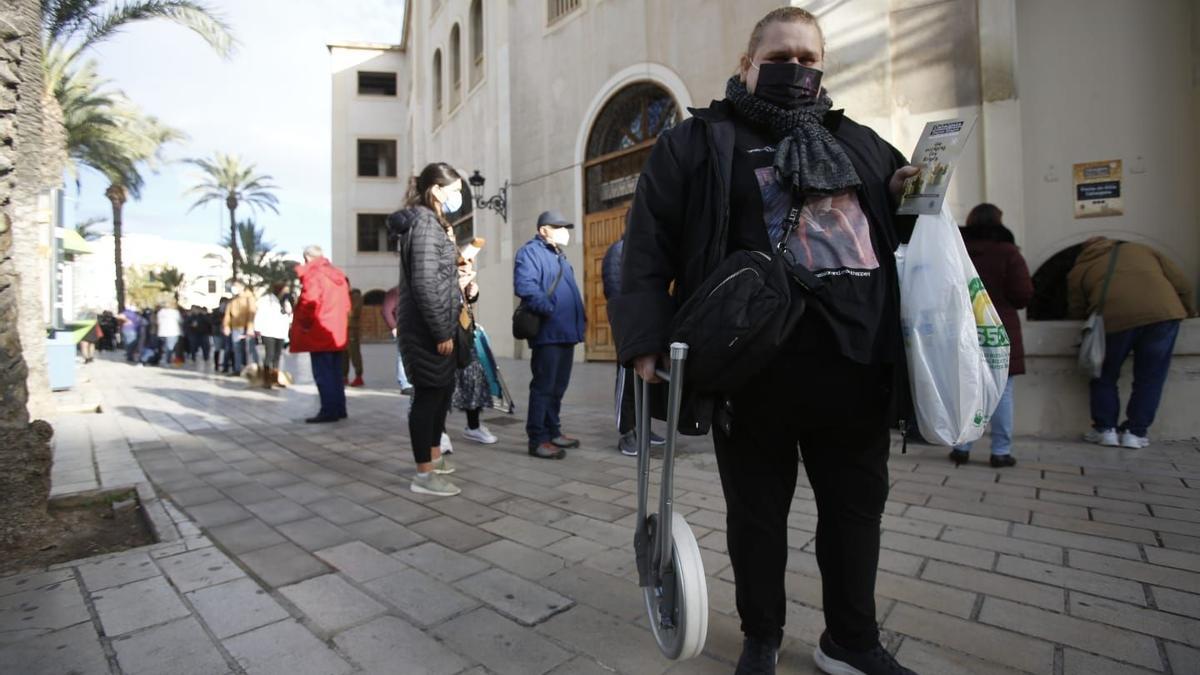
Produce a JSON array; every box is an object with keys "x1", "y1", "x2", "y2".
[{"x1": 899, "y1": 205, "x2": 1010, "y2": 446}]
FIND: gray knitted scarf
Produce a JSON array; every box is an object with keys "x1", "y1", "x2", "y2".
[{"x1": 725, "y1": 76, "x2": 861, "y2": 195}]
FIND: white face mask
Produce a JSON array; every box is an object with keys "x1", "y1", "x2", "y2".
[
  {"x1": 440, "y1": 188, "x2": 463, "y2": 215},
  {"x1": 549, "y1": 227, "x2": 570, "y2": 247}
]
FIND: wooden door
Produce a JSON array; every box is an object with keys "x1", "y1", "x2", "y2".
[
  {"x1": 359, "y1": 306, "x2": 392, "y2": 343},
  {"x1": 583, "y1": 205, "x2": 628, "y2": 361}
]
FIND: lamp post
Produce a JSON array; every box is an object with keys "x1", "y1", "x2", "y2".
[{"x1": 468, "y1": 170, "x2": 508, "y2": 223}]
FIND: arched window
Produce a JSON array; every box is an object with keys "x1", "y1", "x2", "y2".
[
  {"x1": 432, "y1": 49, "x2": 443, "y2": 126},
  {"x1": 584, "y1": 82, "x2": 680, "y2": 214},
  {"x1": 470, "y1": 0, "x2": 484, "y2": 87},
  {"x1": 449, "y1": 24, "x2": 462, "y2": 109}
]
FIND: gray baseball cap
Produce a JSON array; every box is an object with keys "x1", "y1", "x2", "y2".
[{"x1": 536, "y1": 210, "x2": 574, "y2": 229}]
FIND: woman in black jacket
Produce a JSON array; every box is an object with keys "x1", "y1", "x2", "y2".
[{"x1": 389, "y1": 162, "x2": 464, "y2": 497}]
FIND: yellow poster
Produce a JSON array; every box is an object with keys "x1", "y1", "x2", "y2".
[{"x1": 1073, "y1": 160, "x2": 1123, "y2": 218}]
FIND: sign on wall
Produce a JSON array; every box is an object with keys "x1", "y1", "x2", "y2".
[{"x1": 1073, "y1": 160, "x2": 1123, "y2": 218}]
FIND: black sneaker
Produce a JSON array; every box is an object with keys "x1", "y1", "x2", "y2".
[
  {"x1": 990, "y1": 454, "x2": 1017, "y2": 468},
  {"x1": 948, "y1": 449, "x2": 969, "y2": 466},
  {"x1": 735, "y1": 636, "x2": 778, "y2": 675},
  {"x1": 814, "y1": 631, "x2": 914, "y2": 675}
]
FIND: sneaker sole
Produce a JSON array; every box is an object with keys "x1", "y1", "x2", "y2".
[
  {"x1": 813, "y1": 645, "x2": 867, "y2": 675},
  {"x1": 464, "y1": 435, "x2": 498, "y2": 445},
  {"x1": 410, "y1": 482, "x2": 461, "y2": 497}
]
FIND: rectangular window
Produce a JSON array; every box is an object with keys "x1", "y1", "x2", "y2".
[
  {"x1": 548, "y1": 0, "x2": 582, "y2": 25},
  {"x1": 356, "y1": 213, "x2": 392, "y2": 252},
  {"x1": 357, "y1": 140, "x2": 397, "y2": 177},
  {"x1": 357, "y1": 71, "x2": 397, "y2": 96},
  {"x1": 207, "y1": 280, "x2": 217, "y2": 294}
]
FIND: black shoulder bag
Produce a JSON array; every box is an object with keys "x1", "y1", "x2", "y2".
[
  {"x1": 512, "y1": 256, "x2": 566, "y2": 340},
  {"x1": 669, "y1": 191, "x2": 810, "y2": 394}
]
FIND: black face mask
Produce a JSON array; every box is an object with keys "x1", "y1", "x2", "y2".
[{"x1": 752, "y1": 62, "x2": 823, "y2": 110}]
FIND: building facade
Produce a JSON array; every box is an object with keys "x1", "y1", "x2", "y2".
[
  {"x1": 331, "y1": 0, "x2": 1200, "y2": 438},
  {"x1": 71, "y1": 234, "x2": 233, "y2": 314}
]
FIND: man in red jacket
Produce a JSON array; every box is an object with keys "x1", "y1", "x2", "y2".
[{"x1": 290, "y1": 245, "x2": 351, "y2": 423}]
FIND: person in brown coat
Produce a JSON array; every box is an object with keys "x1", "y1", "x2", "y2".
[
  {"x1": 1068, "y1": 237, "x2": 1196, "y2": 448},
  {"x1": 949, "y1": 204, "x2": 1033, "y2": 468}
]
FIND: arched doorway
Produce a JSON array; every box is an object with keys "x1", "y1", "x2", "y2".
[{"x1": 582, "y1": 82, "x2": 680, "y2": 360}]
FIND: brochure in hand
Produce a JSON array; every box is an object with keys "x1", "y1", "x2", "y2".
[{"x1": 897, "y1": 116, "x2": 978, "y2": 216}]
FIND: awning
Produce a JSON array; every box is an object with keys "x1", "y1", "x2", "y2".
[{"x1": 58, "y1": 228, "x2": 94, "y2": 255}]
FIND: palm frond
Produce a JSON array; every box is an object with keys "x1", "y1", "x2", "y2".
[
  {"x1": 42, "y1": 0, "x2": 106, "y2": 43},
  {"x1": 54, "y1": 53, "x2": 184, "y2": 201},
  {"x1": 63, "y1": 0, "x2": 236, "y2": 58},
  {"x1": 74, "y1": 215, "x2": 108, "y2": 240},
  {"x1": 220, "y1": 219, "x2": 275, "y2": 267}
]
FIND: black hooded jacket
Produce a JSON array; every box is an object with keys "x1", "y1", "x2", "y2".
[
  {"x1": 388, "y1": 205, "x2": 462, "y2": 388},
  {"x1": 608, "y1": 99, "x2": 916, "y2": 434}
]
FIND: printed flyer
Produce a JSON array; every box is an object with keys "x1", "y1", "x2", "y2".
[
  {"x1": 897, "y1": 116, "x2": 978, "y2": 216},
  {"x1": 1073, "y1": 160, "x2": 1123, "y2": 218}
]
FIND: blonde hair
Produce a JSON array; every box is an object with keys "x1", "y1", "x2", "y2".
[{"x1": 745, "y1": 6, "x2": 825, "y2": 58}]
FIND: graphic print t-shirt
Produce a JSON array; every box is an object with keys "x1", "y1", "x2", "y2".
[{"x1": 730, "y1": 120, "x2": 888, "y2": 364}]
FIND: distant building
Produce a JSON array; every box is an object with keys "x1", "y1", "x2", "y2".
[
  {"x1": 331, "y1": 0, "x2": 1200, "y2": 438},
  {"x1": 71, "y1": 234, "x2": 233, "y2": 314}
]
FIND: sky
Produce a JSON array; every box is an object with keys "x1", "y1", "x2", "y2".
[{"x1": 71, "y1": 0, "x2": 407, "y2": 257}]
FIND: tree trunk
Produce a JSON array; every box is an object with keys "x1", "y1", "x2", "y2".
[
  {"x1": 108, "y1": 185, "x2": 127, "y2": 312},
  {"x1": 227, "y1": 198, "x2": 240, "y2": 281},
  {"x1": 7, "y1": 0, "x2": 51, "y2": 421}
]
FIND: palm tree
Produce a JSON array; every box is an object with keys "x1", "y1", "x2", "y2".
[
  {"x1": 74, "y1": 216, "x2": 107, "y2": 241},
  {"x1": 54, "y1": 50, "x2": 185, "y2": 311},
  {"x1": 245, "y1": 258, "x2": 297, "y2": 293},
  {"x1": 221, "y1": 219, "x2": 275, "y2": 268},
  {"x1": 185, "y1": 154, "x2": 279, "y2": 280},
  {"x1": 39, "y1": 1, "x2": 235, "y2": 192},
  {"x1": 153, "y1": 265, "x2": 185, "y2": 296}
]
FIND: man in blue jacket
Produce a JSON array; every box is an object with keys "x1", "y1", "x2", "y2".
[{"x1": 514, "y1": 210, "x2": 586, "y2": 459}]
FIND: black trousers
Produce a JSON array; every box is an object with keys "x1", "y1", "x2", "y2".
[
  {"x1": 262, "y1": 337, "x2": 284, "y2": 370},
  {"x1": 713, "y1": 352, "x2": 891, "y2": 651},
  {"x1": 409, "y1": 384, "x2": 454, "y2": 464}
]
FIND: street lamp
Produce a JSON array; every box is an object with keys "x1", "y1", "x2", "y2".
[{"x1": 468, "y1": 170, "x2": 508, "y2": 223}]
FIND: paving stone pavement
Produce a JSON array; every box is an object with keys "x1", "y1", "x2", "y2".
[{"x1": 5, "y1": 346, "x2": 1200, "y2": 674}]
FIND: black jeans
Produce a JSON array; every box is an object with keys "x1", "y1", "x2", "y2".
[
  {"x1": 409, "y1": 384, "x2": 454, "y2": 464},
  {"x1": 262, "y1": 337, "x2": 284, "y2": 371},
  {"x1": 187, "y1": 331, "x2": 211, "y2": 361},
  {"x1": 714, "y1": 352, "x2": 891, "y2": 651}
]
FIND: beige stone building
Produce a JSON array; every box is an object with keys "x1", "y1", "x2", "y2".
[{"x1": 330, "y1": 0, "x2": 1200, "y2": 438}]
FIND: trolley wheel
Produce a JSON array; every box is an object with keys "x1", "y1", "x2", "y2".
[{"x1": 643, "y1": 512, "x2": 709, "y2": 660}]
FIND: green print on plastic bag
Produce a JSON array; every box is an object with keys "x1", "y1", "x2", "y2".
[{"x1": 968, "y1": 277, "x2": 1011, "y2": 349}]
